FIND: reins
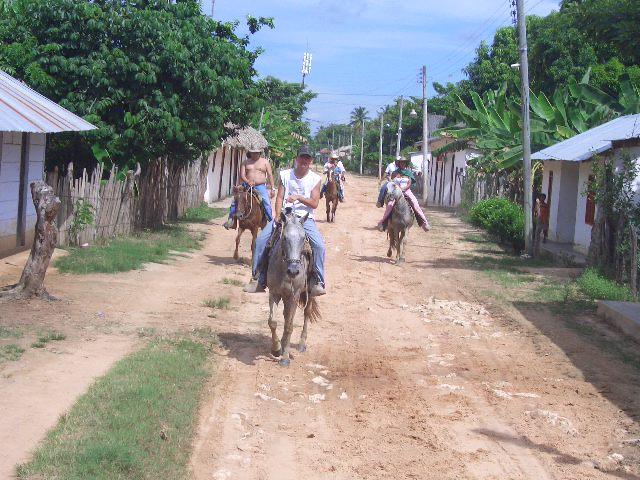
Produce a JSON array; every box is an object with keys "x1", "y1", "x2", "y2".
[{"x1": 237, "y1": 186, "x2": 257, "y2": 221}]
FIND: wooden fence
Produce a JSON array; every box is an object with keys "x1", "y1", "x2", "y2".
[{"x1": 46, "y1": 158, "x2": 207, "y2": 246}]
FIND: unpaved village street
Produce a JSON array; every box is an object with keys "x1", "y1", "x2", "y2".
[{"x1": 2, "y1": 174, "x2": 640, "y2": 479}]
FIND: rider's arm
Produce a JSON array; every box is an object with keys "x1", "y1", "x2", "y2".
[
  {"x1": 274, "y1": 183, "x2": 285, "y2": 221},
  {"x1": 266, "y1": 159, "x2": 276, "y2": 192},
  {"x1": 239, "y1": 162, "x2": 250, "y2": 185},
  {"x1": 402, "y1": 178, "x2": 412, "y2": 192},
  {"x1": 289, "y1": 182, "x2": 320, "y2": 210}
]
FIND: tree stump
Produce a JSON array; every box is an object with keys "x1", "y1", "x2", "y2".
[{"x1": 0, "y1": 181, "x2": 61, "y2": 300}]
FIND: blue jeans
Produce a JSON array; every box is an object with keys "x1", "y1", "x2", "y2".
[
  {"x1": 252, "y1": 218, "x2": 326, "y2": 287},
  {"x1": 377, "y1": 183, "x2": 388, "y2": 204},
  {"x1": 229, "y1": 183, "x2": 273, "y2": 221}
]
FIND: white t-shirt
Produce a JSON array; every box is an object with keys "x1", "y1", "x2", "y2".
[
  {"x1": 385, "y1": 162, "x2": 397, "y2": 177},
  {"x1": 323, "y1": 161, "x2": 345, "y2": 174},
  {"x1": 280, "y1": 168, "x2": 321, "y2": 219}
]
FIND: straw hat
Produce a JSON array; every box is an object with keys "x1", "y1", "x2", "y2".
[{"x1": 329, "y1": 152, "x2": 339, "y2": 159}]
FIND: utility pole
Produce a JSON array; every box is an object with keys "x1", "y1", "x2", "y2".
[
  {"x1": 210, "y1": 0, "x2": 215, "y2": 17},
  {"x1": 350, "y1": 131, "x2": 353, "y2": 160},
  {"x1": 301, "y1": 52, "x2": 312, "y2": 87},
  {"x1": 395, "y1": 95, "x2": 404, "y2": 158},
  {"x1": 359, "y1": 119, "x2": 365, "y2": 175},
  {"x1": 516, "y1": 0, "x2": 533, "y2": 256},
  {"x1": 379, "y1": 111, "x2": 384, "y2": 181},
  {"x1": 331, "y1": 129, "x2": 335, "y2": 149},
  {"x1": 258, "y1": 107, "x2": 265, "y2": 132},
  {"x1": 421, "y1": 66, "x2": 430, "y2": 205}
]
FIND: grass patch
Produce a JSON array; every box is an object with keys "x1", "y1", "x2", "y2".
[
  {"x1": 0, "y1": 344, "x2": 25, "y2": 361},
  {"x1": 575, "y1": 268, "x2": 633, "y2": 301},
  {"x1": 16, "y1": 338, "x2": 212, "y2": 480},
  {"x1": 221, "y1": 277, "x2": 243, "y2": 287},
  {"x1": 31, "y1": 330, "x2": 66, "y2": 349},
  {"x1": 55, "y1": 226, "x2": 204, "y2": 274},
  {"x1": 0, "y1": 325, "x2": 23, "y2": 339},
  {"x1": 202, "y1": 296, "x2": 230, "y2": 310},
  {"x1": 181, "y1": 202, "x2": 226, "y2": 223}
]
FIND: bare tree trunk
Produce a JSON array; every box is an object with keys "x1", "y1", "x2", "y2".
[{"x1": 1, "y1": 181, "x2": 61, "y2": 300}]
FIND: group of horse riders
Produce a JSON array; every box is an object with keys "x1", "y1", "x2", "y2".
[{"x1": 222, "y1": 142, "x2": 431, "y2": 297}]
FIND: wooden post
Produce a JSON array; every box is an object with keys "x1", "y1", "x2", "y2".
[{"x1": 631, "y1": 225, "x2": 638, "y2": 301}]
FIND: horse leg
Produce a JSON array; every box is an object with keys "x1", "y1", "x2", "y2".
[
  {"x1": 387, "y1": 227, "x2": 394, "y2": 258},
  {"x1": 279, "y1": 298, "x2": 297, "y2": 367},
  {"x1": 299, "y1": 299, "x2": 310, "y2": 353},
  {"x1": 326, "y1": 197, "x2": 331, "y2": 223},
  {"x1": 234, "y1": 227, "x2": 242, "y2": 260},
  {"x1": 331, "y1": 200, "x2": 337, "y2": 222},
  {"x1": 397, "y1": 229, "x2": 406, "y2": 264},
  {"x1": 268, "y1": 293, "x2": 281, "y2": 357}
]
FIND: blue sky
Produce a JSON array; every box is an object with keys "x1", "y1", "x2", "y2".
[{"x1": 208, "y1": 0, "x2": 560, "y2": 130}]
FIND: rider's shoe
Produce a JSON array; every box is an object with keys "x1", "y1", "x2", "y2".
[
  {"x1": 339, "y1": 197, "x2": 345, "y2": 203},
  {"x1": 422, "y1": 223, "x2": 431, "y2": 232},
  {"x1": 243, "y1": 278, "x2": 266, "y2": 293},
  {"x1": 375, "y1": 201, "x2": 383, "y2": 208},
  {"x1": 309, "y1": 282, "x2": 326, "y2": 297},
  {"x1": 223, "y1": 217, "x2": 236, "y2": 230},
  {"x1": 376, "y1": 223, "x2": 385, "y2": 232}
]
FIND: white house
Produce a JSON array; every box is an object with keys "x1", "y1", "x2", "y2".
[
  {"x1": 203, "y1": 125, "x2": 268, "y2": 203},
  {"x1": 532, "y1": 114, "x2": 640, "y2": 254},
  {"x1": 414, "y1": 116, "x2": 480, "y2": 208},
  {"x1": 0, "y1": 70, "x2": 96, "y2": 258}
]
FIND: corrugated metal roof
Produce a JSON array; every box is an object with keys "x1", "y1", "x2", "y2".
[
  {"x1": 532, "y1": 114, "x2": 640, "y2": 162},
  {"x1": 0, "y1": 70, "x2": 96, "y2": 133}
]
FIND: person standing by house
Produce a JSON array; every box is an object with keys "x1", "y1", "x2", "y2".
[
  {"x1": 534, "y1": 193, "x2": 550, "y2": 243},
  {"x1": 223, "y1": 143, "x2": 276, "y2": 230},
  {"x1": 244, "y1": 144, "x2": 326, "y2": 297}
]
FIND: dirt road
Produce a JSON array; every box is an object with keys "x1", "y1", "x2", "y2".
[
  {"x1": 2, "y1": 174, "x2": 640, "y2": 479},
  {"x1": 190, "y1": 175, "x2": 640, "y2": 479}
]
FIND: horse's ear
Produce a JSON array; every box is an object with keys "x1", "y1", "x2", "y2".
[{"x1": 300, "y1": 212, "x2": 309, "y2": 224}]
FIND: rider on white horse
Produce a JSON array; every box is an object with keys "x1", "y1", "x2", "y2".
[{"x1": 244, "y1": 144, "x2": 327, "y2": 297}]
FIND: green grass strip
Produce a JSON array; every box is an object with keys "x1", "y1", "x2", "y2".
[
  {"x1": 180, "y1": 202, "x2": 226, "y2": 223},
  {"x1": 54, "y1": 226, "x2": 203, "y2": 274},
  {"x1": 17, "y1": 339, "x2": 211, "y2": 480}
]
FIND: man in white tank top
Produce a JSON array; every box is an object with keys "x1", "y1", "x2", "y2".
[{"x1": 244, "y1": 144, "x2": 326, "y2": 296}]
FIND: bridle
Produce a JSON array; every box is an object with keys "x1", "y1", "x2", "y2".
[{"x1": 236, "y1": 186, "x2": 256, "y2": 220}]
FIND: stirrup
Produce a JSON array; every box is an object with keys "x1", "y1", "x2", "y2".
[{"x1": 243, "y1": 278, "x2": 265, "y2": 293}]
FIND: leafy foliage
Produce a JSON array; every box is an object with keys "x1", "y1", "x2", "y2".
[
  {"x1": 469, "y1": 197, "x2": 525, "y2": 251},
  {"x1": 0, "y1": 0, "x2": 272, "y2": 169}
]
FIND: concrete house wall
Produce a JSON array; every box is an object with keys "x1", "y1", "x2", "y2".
[
  {"x1": 204, "y1": 146, "x2": 243, "y2": 203},
  {"x1": 542, "y1": 145, "x2": 640, "y2": 254},
  {"x1": 0, "y1": 132, "x2": 46, "y2": 257}
]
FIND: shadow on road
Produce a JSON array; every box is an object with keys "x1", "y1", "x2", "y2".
[{"x1": 216, "y1": 331, "x2": 275, "y2": 366}]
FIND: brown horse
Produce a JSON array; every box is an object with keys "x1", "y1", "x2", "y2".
[
  {"x1": 232, "y1": 185, "x2": 268, "y2": 262},
  {"x1": 324, "y1": 171, "x2": 339, "y2": 223}
]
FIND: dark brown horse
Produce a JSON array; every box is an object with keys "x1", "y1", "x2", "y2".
[
  {"x1": 232, "y1": 185, "x2": 268, "y2": 262},
  {"x1": 325, "y1": 171, "x2": 339, "y2": 223}
]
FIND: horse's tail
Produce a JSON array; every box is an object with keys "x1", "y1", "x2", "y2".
[{"x1": 298, "y1": 294, "x2": 321, "y2": 323}]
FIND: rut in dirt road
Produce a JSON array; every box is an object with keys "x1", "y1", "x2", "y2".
[{"x1": 190, "y1": 174, "x2": 640, "y2": 480}]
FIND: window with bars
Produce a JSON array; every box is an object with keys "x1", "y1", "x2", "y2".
[{"x1": 585, "y1": 174, "x2": 596, "y2": 226}]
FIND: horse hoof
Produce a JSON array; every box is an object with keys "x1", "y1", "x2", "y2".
[
  {"x1": 279, "y1": 358, "x2": 291, "y2": 367},
  {"x1": 387, "y1": 250, "x2": 393, "y2": 258},
  {"x1": 396, "y1": 258, "x2": 405, "y2": 265},
  {"x1": 298, "y1": 344, "x2": 306, "y2": 353},
  {"x1": 271, "y1": 349, "x2": 282, "y2": 357}
]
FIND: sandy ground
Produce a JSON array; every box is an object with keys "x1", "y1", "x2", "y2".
[{"x1": 2, "y1": 175, "x2": 640, "y2": 479}]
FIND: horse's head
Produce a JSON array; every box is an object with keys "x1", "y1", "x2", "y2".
[
  {"x1": 280, "y1": 208, "x2": 308, "y2": 278},
  {"x1": 234, "y1": 185, "x2": 254, "y2": 220},
  {"x1": 385, "y1": 182, "x2": 404, "y2": 204}
]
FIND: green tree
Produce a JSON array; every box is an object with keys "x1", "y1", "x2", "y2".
[
  {"x1": 0, "y1": 0, "x2": 273, "y2": 169},
  {"x1": 256, "y1": 76, "x2": 316, "y2": 123}
]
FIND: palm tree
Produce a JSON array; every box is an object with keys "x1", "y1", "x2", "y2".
[{"x1": 350, "y1": 107, "x2": 369, "y2": 174}]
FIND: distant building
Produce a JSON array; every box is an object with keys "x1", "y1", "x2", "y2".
[
  {"x1": 532, "y1": 114, "x2": 640, "y2": 254},
  {"x1": 0, "y1": 70, "x2": 96, "y2": 258}
]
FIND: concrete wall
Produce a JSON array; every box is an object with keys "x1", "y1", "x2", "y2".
[
  {"x1": 556, "y1": 161, "x2": 580, "y2": 243},
  {"x1": 428, "y1": 150, "x2": 469, "y2": 207},
  {"x1": 204, "y1": 145, "x2": 242, "y2": 203},
  {"x1": 0, "y1": 132, "x2": 46, "y2": 257},
  {"x1": 541, "y1": 160, "x2": 561, "y2": 241},
  {"x1": 573, "y1": 160, "x2": 594, "y2": 252}
]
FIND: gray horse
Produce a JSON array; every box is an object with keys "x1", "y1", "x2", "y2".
[
  {"x1": 266, "y1": 209, "x2": 321, "y2": 366},
  {"x1": 385, "y1": 182, "x2": 415, "y2": 264}
]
